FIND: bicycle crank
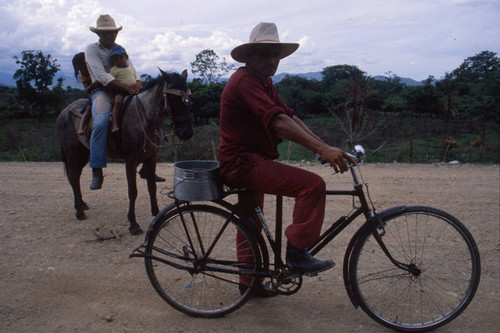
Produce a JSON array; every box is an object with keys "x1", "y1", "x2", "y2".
[{"x1": 272, "y1": 270, "x2": 303, "y2": 295}]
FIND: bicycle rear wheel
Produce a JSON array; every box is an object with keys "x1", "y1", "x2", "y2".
[
  {"x1": 144, "y1": 204, "x2": 261, "y2": 318},
  {"x1": 349, "y1": 206, "x2": 480, "y2": 332}
]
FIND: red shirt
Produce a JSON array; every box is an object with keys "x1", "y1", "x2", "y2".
[{"x1": 218, "y1": 67, "x2": 294, "y2": 172}]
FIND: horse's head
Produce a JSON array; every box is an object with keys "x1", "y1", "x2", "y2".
[{"x1": 159, "y1": 68, "x2": 194, "y2": 140}]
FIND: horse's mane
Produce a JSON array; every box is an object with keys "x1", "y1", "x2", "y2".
[
  {"x1": 141, "y1": 72, "x2": 188, "y2": 92},
  {"x1": 141, "y1": 75, "x2": 163, "y2": 91}
]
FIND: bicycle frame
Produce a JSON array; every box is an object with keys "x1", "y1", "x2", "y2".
[{"x1": 132, "y1": 163, "x2": 410, "y2": 304}]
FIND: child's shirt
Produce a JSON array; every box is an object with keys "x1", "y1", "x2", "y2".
[{"x1": 110, "y1": 64, "x2": 139, "y2": 87}]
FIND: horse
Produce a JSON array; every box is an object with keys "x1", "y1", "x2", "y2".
[{"x1": 57, "y1": 68, "x2": 194, "y2": 235}]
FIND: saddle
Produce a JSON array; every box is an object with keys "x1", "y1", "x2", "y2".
[{"x1": 69, "y1": 96, "x2": 136, "y2": 156}]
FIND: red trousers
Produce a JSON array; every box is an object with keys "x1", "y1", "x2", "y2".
[{"x1": 220, "y1": 153, "x2": 326, "y2": 285}]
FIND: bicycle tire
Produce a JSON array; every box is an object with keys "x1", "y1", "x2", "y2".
[
  {"x1": 349, "y1": 206, "x2": 480, "y2": 332},
  {"x1": 144, "y1": 204, "x2": 262, "y2": 318}
]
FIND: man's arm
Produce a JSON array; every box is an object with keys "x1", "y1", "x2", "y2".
[
  {"x1": 84, "y1": 43, "x2": 115, "y2": 86},
  {"x1": 106, "y1": 79, "x2": 135, "y2": 94},
  {"x1": 271, "y1": 114, "x2": 355, "y2": 173}
]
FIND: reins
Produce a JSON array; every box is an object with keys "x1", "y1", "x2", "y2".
[{"x1": 132, "y1": 81, "x2": 192, "y2": 152}]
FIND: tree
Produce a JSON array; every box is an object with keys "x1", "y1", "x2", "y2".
[
  {"x1": 403, "y1": 77, "x2": 439, "y2": 117},
  {"x1": 13, "y1": 50, "x2": 60, "y2": 118},
  {"x1": 188, "y1": 79, "x2": 224, "y2": 123},
  {"x1": 190, "y1": 49, "x2": 235, "y2": 84},
  {"x1": 337, "y1": 75, "x2": 377, "y2": 130},
  {"x1": 275, "y1": 75, "x2": 328, "y2": 117},
  {"x1": 435, "y1": 77, "x2": 460, "y2": 121},
  {"x1": 445, "y1": 50, "x2": 499, "y2": 125},
  {"x1": 447, "y1": 50, "x2": 499, "y2": 82},
  {"x1": 321, "y1": 65, "x2": 365, "y2": 89}
]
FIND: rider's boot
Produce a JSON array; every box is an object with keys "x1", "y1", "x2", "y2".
[
  {"x1": 90, "y1": 168, "x2": 103, "y2": 190},
  {"x1": 138, "y1": 168, "x2": 166, "y2": 182},
  {"x1": 286, "y1": 242, "x2": 335, "y2": 274}
]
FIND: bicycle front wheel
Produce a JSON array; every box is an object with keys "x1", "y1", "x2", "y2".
[
  {"x1": 349, "y1": 206, "x2": 480, "y2": 332},
  {"x1": 144, "y1": 204, "x2": 262, "y2": 318}
]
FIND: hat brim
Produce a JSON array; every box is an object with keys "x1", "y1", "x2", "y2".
[
  {"x1": 89, "y1": 26, "x2": 123, "y2": 33},
  {"x1": 231, "y1": 42, "x2": 299, "y2": 63}
]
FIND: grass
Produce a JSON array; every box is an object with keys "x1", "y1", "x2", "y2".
[{"x1": 0, "y1": 115, "x2": 498, "y2": 164}]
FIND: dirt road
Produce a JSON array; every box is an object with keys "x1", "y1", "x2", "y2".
[{"x1": 0, "y1": 162, "x2": 498, "y2": 332}]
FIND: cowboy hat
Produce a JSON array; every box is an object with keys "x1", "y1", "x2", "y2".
[
  {"x1": 231, "y1": 22, "x2": 299, "y2": 63},
  {"x1": 89, "y1": 14, "x2": 123, "y2": 33}
]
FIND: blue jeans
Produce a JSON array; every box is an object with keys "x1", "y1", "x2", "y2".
[{"x1": 89, "y1": 89, "x2": 112, "y2": 168}]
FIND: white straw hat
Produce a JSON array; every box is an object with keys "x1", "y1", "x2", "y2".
[
  {"x1": 89, "y1": 14, "x2": 123, "y2": 33},
  {"x1": 231, "y1": 22, "x2": 299, "y2": 63}
]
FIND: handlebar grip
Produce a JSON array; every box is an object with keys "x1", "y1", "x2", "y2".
[{"x1": 316, "y1": 153, "x2": 328, "y2": 165}]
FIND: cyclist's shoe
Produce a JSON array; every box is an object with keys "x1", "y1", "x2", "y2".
[
  {"x1": 286, "y1": 242, "x2": 335, "y2": 274},
  {"x1": 239, "y1": 282, "x2": 278, "y2": 298}
]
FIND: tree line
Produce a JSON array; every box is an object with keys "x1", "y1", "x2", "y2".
[
  {"x1": 2, "y1": 49, "x2": 498, "y2": 125},
  {"x1": 0, "y1": 48, "x2": 498, "y2": 163}
]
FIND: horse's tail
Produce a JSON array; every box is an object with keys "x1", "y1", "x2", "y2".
[{"x1": 56, "y1": 108, "x2": 69, "y2": 176}]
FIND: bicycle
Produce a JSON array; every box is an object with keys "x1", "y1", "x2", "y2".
[{"x1": 130, "y1": 146, "x2": 481, "y2": 332}]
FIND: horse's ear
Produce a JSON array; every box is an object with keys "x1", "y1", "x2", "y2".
[
  {"x1": 181, "y1": 69, "x2": 188, "y2": 80},
  {"x1": 158, "y1": 67, "x2": 168, "y2": 78}
]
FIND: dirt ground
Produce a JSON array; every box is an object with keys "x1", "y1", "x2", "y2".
[{"x1": 0, "y1": 162, "x2": 498, "y2": 333}]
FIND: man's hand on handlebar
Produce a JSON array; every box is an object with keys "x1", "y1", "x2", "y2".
[{"x1": 319, "y1": 147, "x2": 357, "y2": 174}]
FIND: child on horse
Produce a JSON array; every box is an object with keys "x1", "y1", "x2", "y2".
[
  {"x1": 72, "y1": 52, "x2": 102, "y2": 135},
  {"x1": 109, "y1": 45, "x2": 141, "y2": 133}
]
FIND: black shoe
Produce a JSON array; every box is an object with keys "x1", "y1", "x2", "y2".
[
  {"x1": 239, "y1": 282, "x2": 278, "y2": 298},
  {"x1": 286, "y1": 242, "x2": 335, "y2": 274},
  {"x1": 138, "y1": 169, "x2": 165, "y2": 182},
  {"x1": 90, "y1": 168, "x2": 103, "y2": 190}
]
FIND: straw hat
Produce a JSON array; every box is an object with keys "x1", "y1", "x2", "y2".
[
  {"x1": 231, "y1": 22, "x2": 299, "y2": 63},
  {"x1": 89, "y1": 14, "x2": 123, "y2": 33}
]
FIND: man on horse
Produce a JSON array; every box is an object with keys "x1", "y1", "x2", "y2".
[
  {"x1": 85, "y1": 14, "x2": 143, "y2": 189},
  {"x1": 219, "y1": 22, "x2": 357, "y2": 294}
]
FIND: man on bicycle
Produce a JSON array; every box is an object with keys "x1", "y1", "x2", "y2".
[{"x1": 219, "y1": 22, "x2": 356, "y2": 294}]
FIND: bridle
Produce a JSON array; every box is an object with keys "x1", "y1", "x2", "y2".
[
  {"x1": 133, "y1": 80, "x2": 193, "y2": 151},
  {"x1": 162, "y1": 82, "x2": 193, "y2": 124}
]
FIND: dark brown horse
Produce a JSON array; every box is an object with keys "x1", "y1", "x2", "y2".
[{"x1": 57, "y1": 69, "x2": 194, "y2": 235}]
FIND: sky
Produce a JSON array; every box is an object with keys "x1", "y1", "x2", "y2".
[{"x1": 1, "y1": 0, "x2": 499, "y2": 87}]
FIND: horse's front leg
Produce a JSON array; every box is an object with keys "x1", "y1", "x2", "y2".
[
  {"x1": 125, "y1": 160, "x2": 143, "y2": 235},
  {"x1": 142, "y1": 159, "x2": 160, "y2": 216}
]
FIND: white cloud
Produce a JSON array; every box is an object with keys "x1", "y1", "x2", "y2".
[{"x1": 1, "y1": 0, "x2": 499, "y2": 85}]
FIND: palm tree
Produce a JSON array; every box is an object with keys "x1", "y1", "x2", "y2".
[
  {"x1": 435, "y1": 77, "x2": 460, "y2": 121},
  {"x1": 339, "y1": 75, "x2": 376, "y2": 131},
  {"x1": 332, "y1": 75, "x2": 378, "y2": 149}
]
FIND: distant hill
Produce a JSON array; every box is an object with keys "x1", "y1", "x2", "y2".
[
  {"x1": 273, "y1": 72, "x2": 323, "y2": 83},
  {"x1": 273, "y1": 71, "x2": 424, "y2": 86},
  {"x1": 1, "y1": 69, "x2": 425, "y2": 88},
  {"x1": 372, "y1": 75, "x2": 424, "y2": 87}
]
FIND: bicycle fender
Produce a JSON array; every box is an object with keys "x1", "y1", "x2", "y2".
[
  {"x1": 343, "y1": 205, "x2": 407, "y2": 308},
  {"x1": 142, "y1": 201, "x2": 181, "y2": 246},
  {"x1": 372, "y1": 206, "x2": 407, "y2": 223}
]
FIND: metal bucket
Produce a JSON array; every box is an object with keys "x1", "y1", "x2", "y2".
[{"x1": 173, "y1": 160, "x2": 222, "y2": 201}]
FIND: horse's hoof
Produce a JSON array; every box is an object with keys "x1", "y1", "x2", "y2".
[
  {"x1": 82, "y1": 202, "x2": 89, "y2": 210},
  {"x1": 129, "y1": 226, "x2": 143, "y2": 235},
  {"x1": 76, "y1": 211, "x2": 87, "y2": 220}
]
